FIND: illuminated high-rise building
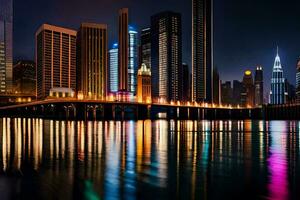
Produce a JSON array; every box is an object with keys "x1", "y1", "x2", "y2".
[
  {"x1": 151, "y1": 11, "x2": 182, "y2": 102},
  {"x1": 140, "y1": 28, "x2": 151, "y2": 69},
  {"x1": 128, "y1": 26, "x2": 138, "y2": 95},
  {"x1": 242, "y1": 70, "x2": 255, "y2": 107},
  {"x1": 254, "y1": 66, "x2": 263, "y2": 106},
  {"x1": 36, "y1": 24, "x2": 77, "y2": 99},
  {"x1": 296, "y1": 58, "x2": 300, "y2": 103},
  {"x1": 118, "y1": 8, "x2": 129, "y2": 91},
  {"x1": 109, "y1": 43, "x2": 118, "y2": 93},
  {"x1": 77, "y1": 23, "x2": 108, "y2": 99},
  {"x1": 192, "y1": 0, "x2": 213, "y2": 103},
  {"x1": 270, "y1": 48, "x2": 285, "y2": 105},
  {"x1": 0, "y1": 0, "x2": 13, "y2": 93},
  {"x1": 137, "y1": 63, "x2": 151, "y2": 103}
]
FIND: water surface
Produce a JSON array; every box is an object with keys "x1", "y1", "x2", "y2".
[{"x1": 0, "y1": 118, "x2": 299, "y2": 200}]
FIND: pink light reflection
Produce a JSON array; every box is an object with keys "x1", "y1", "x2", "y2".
[{"x1": 267, "y1": 121, "x2": 289, "y2": 200}]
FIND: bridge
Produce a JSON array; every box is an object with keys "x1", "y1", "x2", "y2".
[{"x1": 0, "y1": 99, "x2": 299, "y2": 120}]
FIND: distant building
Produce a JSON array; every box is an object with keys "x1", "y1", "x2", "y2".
[
  {"x1": 221, "y1": 81, "x2": 232, "y2": 106},
  {"x1": 0, "y1": 0, "x2": 13, "y2": 93},
  {"x1": 77, "y1": 23, "x2": 108, "y2": 99},
  {"x1": 109, "y1": 43, "x2": 118, "y2": 93},
  {"x1": 285, "y1": 79, "x2": 295, "y2": 104},
  {"x1": 140, "y1": 28, "x2": 151, "y2": 69},
  {"x1": 151, "y1": 11, "x2": 182, "y2": 102},
  {"x1": 232, "y1": 80, "x2": 243, "y2": 106},
  {"x1": 181, "y1": 63, "x2": 190, "y2": 102},
  {"x1": 213, "y1": 68, "x2": 221, "y2": 105},
  {"x1": 13, "y1": 60, "x2": 36, "y2": 95},
  {"x1": 254, "y1": 66, "x2": 264, "y2": 106},
  {"x1": 242, "y1": 70, "x2": 255, "y2": 107},
  {"x1": 137, "y1": 63, "x2": 151, "y2": 103},
  {"x1": 296, "y1": 58, "x2": 300, "y2": 103},
  {"x1": 192, "y1": 0, "x2": 213, "y2": 103},
  {"x1": 128, "y1": 26, "x2": 138, "y2": 95},
  {"x1": 270, "y1": 48, "x2": 285, "y2": 104},
  {"x1": 36, "y1": 24, "x2": 77, "y2": 99},
  {"x1": 118, "y1": 8, "x2": 129, "y2": 91}
]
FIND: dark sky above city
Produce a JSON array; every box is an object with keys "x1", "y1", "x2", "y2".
[{"x1": 14, "y1": 0, "x2": 300, "y2": 95}]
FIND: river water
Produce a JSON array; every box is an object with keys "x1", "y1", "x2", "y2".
[{"x1": 0, "y1": 118, "x2": 299, "y2": 200}]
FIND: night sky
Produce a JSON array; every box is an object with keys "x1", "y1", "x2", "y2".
[{"x1": 14, "y1": 0, "x2": 300, "y2": 95}]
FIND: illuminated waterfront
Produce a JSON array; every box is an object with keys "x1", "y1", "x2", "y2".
[{"x1": 0, "y1": 119, "x2": 300, "y2": 199}]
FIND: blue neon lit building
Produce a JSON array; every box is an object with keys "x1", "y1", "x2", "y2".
[
  {"x1": 128, "y1": 26, "x2": 138, "y2": 95},
  {"x1": 270, "y1": 48, "x2": 286, "y2": 104},
  {"x1": 109, "y1": 43, "x2": 119, "y2": 93}
]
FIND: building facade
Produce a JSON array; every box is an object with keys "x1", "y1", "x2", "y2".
[
  {"x1": 151, "y1": 11, "x2": 182, "y2": 102},
  {"x1": 36, "y1": 24, "x2": 77, "y2": 99},
  {"x1": 270, "y1": 49, "x2": 285, "y2": 104},
  {"x1": 109, "y1": 43, "x2": 118, "y2": 93},
  {"x1": 192, "y1": 0, "x2": 213, "y2": 103},
  {"x1": 13, "y1": 60, "x2": 36, "y2": 95},
  {"x1": 118, "y1": 8, "x2": 129, "y2": 91},
  {"x1": 137, "y1": 63, "x2": 151, "y2": 103},
  {"x1": 140, "y1": 28, "x2": 151, "y2": 69},
  {"x1": 0, "y1": 0, "x2": 13, "y2": 93},
  {"x1": 254, "y1": 66, "x2": 264, "y2": 106},
  {"x1": 77, "y1": 23, "x2": 108, "y2": 99},
  {"x1": 128, "y1": 26, "x2": 138, "y2": 95}
]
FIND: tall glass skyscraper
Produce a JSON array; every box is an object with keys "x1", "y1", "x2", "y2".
[
  {"x1": 0, "y1": 0, "x2": 13, "y2": 94},
  {"x1": 192, "y1": 0, "x2": 213, "y2": 103},
  {"x1": 109, "y1": 43, "x2": 119, "y2": 93},
  {"x1": 270, "y1": 48, "x2": 285, "y2": 104},
  {"x1": 128, "y1": 26, "x2": 138, "y2": 95}
]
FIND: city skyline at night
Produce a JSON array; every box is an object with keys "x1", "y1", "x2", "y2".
[
  {"x1": 2, "y1": 1, "x2": 300, "y2": 199},
  {"x1": 12, "y1": 0, "x2": 300, "y2": 94}
]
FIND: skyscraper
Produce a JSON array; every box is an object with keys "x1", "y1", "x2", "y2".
[
  {"x1": 118, "y1": 8, "x2": 129, "y2": 91},
  {"x1": 0, "y1": 0, "x2": 13, "y2": 94},
  {"x1": 192, "y1": 0, "x2": 213, "y2": 103},
  {"x1": 140, "y1": 28, "x2": 151, "y2": 69},
  {"x1": 254, "y1": 66, "x2": 264, "y2": 106},
  {"x1": 137, "y1": 63, "x2": 151, "y2": 103},
  {"x1": 296, "y1": 58, "x2": 300, "y2": 103},
  {"x1": 270, "y1": 48, "x2": 285, "y2": 105},
  {"x1": 242, "y1": 70, "x2": 255, "y2": 107},
  {"x1": 77, "y1": 23, "x2": 108, "y2": 99},
  {"x1": 36, "y1": 24, "x2": 77, "y2": 99},
  {"x1": 151, "y1": 11, "x2": 182, "y2": 102},
  {"x1": 128, "y1": 26, "x2": 138, "y2": 95},
  {"x1": 109, "y1": 43, "x2": 118, "y2": 93}
]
